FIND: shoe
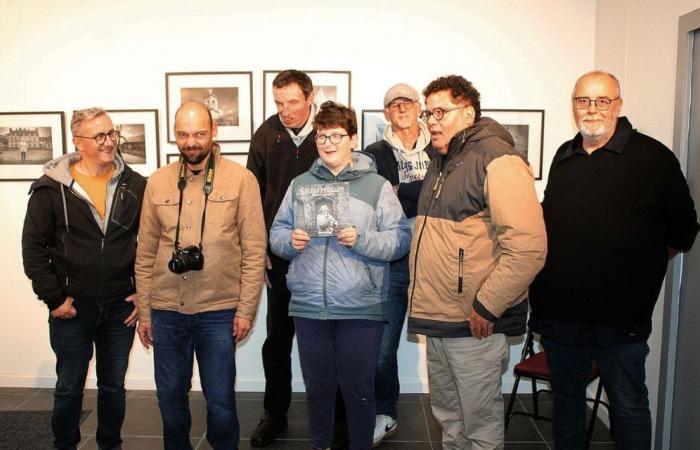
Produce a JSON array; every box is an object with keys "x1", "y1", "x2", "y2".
[
  {"x1": 372, "y1": 415, "x2": 397, "y2": 447},
  {"x1": 250, "y1": 412, "x2": 288, "y2": 447}
]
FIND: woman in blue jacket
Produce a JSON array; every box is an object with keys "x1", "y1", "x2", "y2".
[{"x1": 270, "y1": 101, "x2": 410, "y2": 450}]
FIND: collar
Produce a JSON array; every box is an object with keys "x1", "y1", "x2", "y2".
[{"x1": 562, "y1": 116, "x2": 634, "y2": 160}]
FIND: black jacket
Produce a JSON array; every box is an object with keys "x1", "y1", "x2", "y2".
[
  {"x1": 247, "y1": 113, "x2": 318, "y2": 234},
  {"x1": 529, "y1": 117, "x2": 699, "y2": 341},
  {"x1": 22, "y1": 154, "x2": 146, "y2": 310}
]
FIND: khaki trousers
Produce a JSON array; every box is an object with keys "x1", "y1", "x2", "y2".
[{"x1": 427, "y1": 334, "x2": 509, "y2": 450}]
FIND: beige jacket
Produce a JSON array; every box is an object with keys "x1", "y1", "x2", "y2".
[{"x1": 135, "y1": 147, "x2": 266, "y2": 322}]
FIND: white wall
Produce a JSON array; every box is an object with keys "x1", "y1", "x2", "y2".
[
  {"x1": 0, "y1": 0, "x2": 596, "y2": 391},
  {"x1": 594, "y1": 0, "x2": 700, "y2": 441}
]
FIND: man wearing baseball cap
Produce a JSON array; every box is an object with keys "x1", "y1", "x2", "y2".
[{"x1": 364, "y1": 82, "x2": 431, "y2": 447}]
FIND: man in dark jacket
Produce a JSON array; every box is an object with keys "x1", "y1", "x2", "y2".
[
  {"x1": 529, "y1": 70, "x2": 699, "y2": 450},
  {"x1": 246, "y1": 69, "x2": 320, "y2": 447},
  {"x1": 364, "y1": 82, "x2": 430, "y2": 447},
  {"x1": 22, "y1": 107, "x2": 146, "y2": 450}
]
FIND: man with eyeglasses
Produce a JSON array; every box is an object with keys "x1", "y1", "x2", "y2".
[
  {"x1": 529, "y1": 70, "x2": 699, "y2": 450},
  {"x1": 21, "y1": 107, "x2": 146, "y2": 450},
  {"x1": 364, "y1": 82, "x2": 431, "y2": 447},
  {"x1": 407, "y1": 75, "x2": 547, "y2": 449}
]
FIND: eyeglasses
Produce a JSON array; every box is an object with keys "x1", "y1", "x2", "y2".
[
  {"x1": 388, "y1": 100, "x2": 416, "y2": 111},
  {"x1": 419, "y1": 105, "x2": 467, "y2": 122},
  {"x1": 573, "y1": 97, "x2": 620, "y2": 111},
  {"x1": 314, "y1": 133, "x2": 348, "y2": 145},
  {"x1": 74, "y1": 129, "x2": 121, "y2": 145}
]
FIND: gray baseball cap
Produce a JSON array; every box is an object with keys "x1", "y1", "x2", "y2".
[{"x1": 383, "y1": 83, "x2": 420, "y2": 107}]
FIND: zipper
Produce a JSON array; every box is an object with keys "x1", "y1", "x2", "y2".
[
  {"x1": 364, "y1": 262, "x2": 377, "y2": 290},
  {"x1": 458, "y1": 248, "x2": 464, "y2": 293},
  {"x1": 100, "y1": 238, "x2": 105, "y2": 254},
  {"x1": 322, "y1": 238, "x2": 330, "y2": 319}
]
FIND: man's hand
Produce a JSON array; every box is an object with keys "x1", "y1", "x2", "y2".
[
  {"x1": 469, "y1": 309, "x2": 494, "y2": 340},
  {"x1": 124, "y1": 294, "x2": 138, "y2": 327},
  {"x1": 233, "y1": 317, "x2": 252, "y2": 343},
  {"x1": 137, "y1": 321, "x2": 153, "y2": 349},
  {"x1": 50, "y1": 296, "x2": 77, "y2": 320},
  {"x1": 338, "y1": 227, "x2": 357, "y2": 248},
  {"x1": 264, "y1": 255, "x2": 272, "y2": 289},
  {"x1": 292, "y1": 229, "x2": 310, "y2": 251}
]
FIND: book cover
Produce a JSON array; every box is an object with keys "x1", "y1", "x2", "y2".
[{"x1": 294, "y1": 182, "x2": 350, "y2": 237}]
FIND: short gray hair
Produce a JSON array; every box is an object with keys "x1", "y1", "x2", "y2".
[
  {"x1": 572, "y1": 70, "x2": 622, "y2": 98},
  {"x1": 71, "y1": 107, "x2": 108, "y2": 136}
]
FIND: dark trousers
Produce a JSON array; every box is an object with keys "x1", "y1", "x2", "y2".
[
  {"x1": 49, "y1": 298, "x2": 135, "y2": 450},
  {"x1": 152, "y1": 309, "x2": 239, "y2": 450},
  {"x1": 261, "y1": 255, "x2": 295, "y2": 417},
  {"x1": 295, "y1": 317, "x2": 383, "y2": 450},
  {"x1": 375, "y1": 255, "x2": 409, "y2": 419},
  {"x1": 542, "y1": 338, "x2": 651, "y2": 450}
]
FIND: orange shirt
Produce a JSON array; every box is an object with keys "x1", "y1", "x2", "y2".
[{"x1": 70, "y1": 164, "x2": 115, "y2": 219}]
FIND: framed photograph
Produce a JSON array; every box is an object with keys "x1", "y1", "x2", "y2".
[
  {"x1": 361, "y1": 109, "x2": 387, "y2": 149},
  {"x1": 263, "y1": 70, "x2": 351, "y2": 119},
  {"x1": 0, "y1": 111, "x2": 66, "y2": 181},
  {"x1": 482, "y1": 109, "x2": 545, "y2": 180},
  {"x1": 166, "y1": 72, "x2": 253, "y2": 143},
  {"x1": 107, "y1": 109, "x2": 160, "y2": 177}
]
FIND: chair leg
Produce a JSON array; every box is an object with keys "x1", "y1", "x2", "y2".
[
  {"x1": 505, "y1": 375, "x2": 521, "y2": 430},
  {"x1": 586, "y1": 380, "x2": 604, "y2": 447},
  {"x1": 531, "y1": 377, "x2": 540, "y2": 418}
]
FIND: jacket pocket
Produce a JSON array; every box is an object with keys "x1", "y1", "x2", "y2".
[
  {"x1": 457, "y1": 247, "x2": 464, "y2": 294},
  {"x1": 206, "y1": 188, "x2": 239, "y2": 225},
  {"x1": 110, "y1": 185, "x2": 139, "y2": 230},
  {"x1": 152, "y1": 191, "x2": 181, "y2": 229}
]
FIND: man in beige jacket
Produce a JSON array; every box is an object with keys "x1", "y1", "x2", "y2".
[{"x1": 135, "y1": 101, "x2": 267, "y2": 450}]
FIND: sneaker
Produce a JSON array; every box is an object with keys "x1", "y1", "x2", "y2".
[
  {"x1": 250, "y1": 412, "x2": 288, "y2": 447},
  {"x1": 372, "y1": 415, "x2": 397, "y2": 447}
]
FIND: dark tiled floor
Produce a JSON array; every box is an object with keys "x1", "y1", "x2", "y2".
[{"x1": 0, "y1": 388, "x2": 614, "y2": 449}]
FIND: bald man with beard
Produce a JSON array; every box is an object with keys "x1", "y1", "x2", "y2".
[{"x1": 136, "y1": 102, "x2": 267, "y2": 450}]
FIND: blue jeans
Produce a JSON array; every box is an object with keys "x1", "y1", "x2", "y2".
[
  {"x1": 542, "y1": 337, "x2": 651, "y2": 450},
  {"x1": 375, "y1": 255, "x2": 409, "y2": 419},
  {"x1": 295, "y1": 318, "x2": 384, "y2": 450},
  {"x1": 152, "y1": 309, "x2": 239, "y2": 450},
  {"x1": 49, "y1": 298, "x2": 135, "y2": 450}
]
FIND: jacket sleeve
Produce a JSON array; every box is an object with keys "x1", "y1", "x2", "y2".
[
  {"x1": 269, "y1": 184, "x2": 299, "y2": 261},
  {"x1": 21, "y1": 187, "x2": 66, "y2": 311},
  {"x1": 660, "y1": 151, "x2": 699, "y2": 251},
  {"x1": 134, "y1": 179, "x2": 160, "y2": 322},
  {"x1": 235, "y1": 170, "x2": 267, "y2": 321},
  {"x1": 474, "y1": 155, "x2": 547, "y2": 319},
  {"x1": 352, "y1": 181, "x2": 411, "y2": 262},
  {"x1": 246, "y1": 126, "x2": 267, "y2": 203}
]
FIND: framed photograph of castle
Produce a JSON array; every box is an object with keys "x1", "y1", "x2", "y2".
[
  {"x1": 262, "y1": 70, "x2": 351, "y2": 120},
  {"x1": 107, "y1": 109, "x2": 160, "y2": 177},
  {"x1": 166, "y1": 72, "x2": 253, "y2": 143},
  {"x1": 0, "y1": 111, "x2": 66, "y2": 181},
  {"x1": 482, "y1": 109, "x2": 545, "y2": 180},
  {"x1": 361, "y1": 109, "x2": 387, "y2": 149}
]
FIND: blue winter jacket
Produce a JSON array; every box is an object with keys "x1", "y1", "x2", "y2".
[{"x1": 270, "y1": 151, "x2": 411, "y2": 321}]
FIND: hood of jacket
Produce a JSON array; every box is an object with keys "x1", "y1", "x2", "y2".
[
  {"x1": 308, "y1": 150, "x2": 378, "y2": 182},
  {"x1": 447, "y1": 116, "x2": 515, "y2": 158},
  {"x1": 36, "y1": 150, "x2": 126, "y2": 189},
  {"x1": 383, "y1": 120, "x2": 431, "y2": 157}
]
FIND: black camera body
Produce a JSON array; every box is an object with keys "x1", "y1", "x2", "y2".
[{"x1": 168, "y1": 245, "x2": 204, "y2": 274}]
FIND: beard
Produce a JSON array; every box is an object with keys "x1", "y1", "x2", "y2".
[{"x1": 179, "y1": 144, "x2": 211, "y2": 165}]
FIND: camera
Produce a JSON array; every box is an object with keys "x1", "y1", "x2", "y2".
[{"x1": 168, "y1": 245, "x2": 204, "y2": 274}]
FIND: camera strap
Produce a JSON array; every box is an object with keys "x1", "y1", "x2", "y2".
[{"x1": 173, "y1": 153, "x2": 216, "y2": 251}]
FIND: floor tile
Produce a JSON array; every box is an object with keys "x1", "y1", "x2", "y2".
[{"x1": 0, "y1": 393, "x2": 33, "y2": 410}]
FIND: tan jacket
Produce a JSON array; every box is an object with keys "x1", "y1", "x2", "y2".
[{"x1": 135, "y1": 147, "x2": 267, "y2": 322}]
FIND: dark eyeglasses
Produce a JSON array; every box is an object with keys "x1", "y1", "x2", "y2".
[
  {"x1": 419, "y1": 105, "x2": 467, "y2": 121},
  {"x1": 74, "y1": 129, "x2": 121, "y2": 145},
  {"x1": 314, "y1": 133, "x2": 348, "y2": 145},
  {"x1": 573, "y1": 97, "x2": 620, "y2": 111}
]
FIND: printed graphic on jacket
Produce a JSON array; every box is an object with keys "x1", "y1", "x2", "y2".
[{"x1": 295, "y1": 182, "x2": 350, "y2": 237}]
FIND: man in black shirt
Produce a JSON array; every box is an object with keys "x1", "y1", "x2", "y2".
[{"x1": 529, "y1": 70, "x2": 699, "y2": 450}]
